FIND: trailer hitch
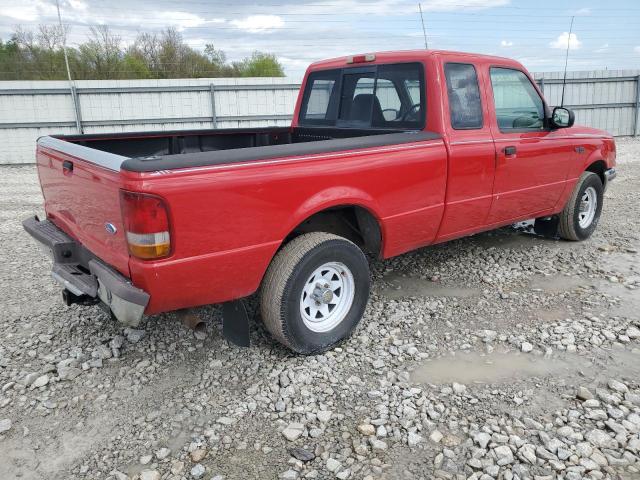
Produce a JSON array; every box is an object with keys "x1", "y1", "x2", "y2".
[{"x1": 62, "y1": 289, "x2": 100, "y2": 307}]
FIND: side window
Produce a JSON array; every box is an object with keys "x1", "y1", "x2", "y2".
[
  {"x1": 338, "y1": 72, "x2": 375, "y2": 124},
  {"x1": 299, "y1": 70, "x2": 340, "y2": 125},
  {"x1": 444, "y1": 63, "x2": 483, "y2": 129},
  {"x1": 373, "y1": 63, "x2": 424, "y2": 129},
  {"x1": 404, "y1": 79, "x2": 421, "y2": 105},
  {"x1": 375, "y1": 78, "x2": 401, "y2": 121},
  {"x1": 490, "y1": 67, "x2": 545, "y2": 131}
]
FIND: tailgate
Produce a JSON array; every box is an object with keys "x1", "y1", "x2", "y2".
[{"x1": 36, "y1": 137, "x2": 131, "y2": 276}]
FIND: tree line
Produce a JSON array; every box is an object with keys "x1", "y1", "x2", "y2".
[{"x1": 0, "y1": 25, "x2": 285, "y2": 80}]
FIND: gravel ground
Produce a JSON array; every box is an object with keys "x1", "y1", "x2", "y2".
[{"x1": 1, "y1": 137, "x2": 639, "y2": 480}]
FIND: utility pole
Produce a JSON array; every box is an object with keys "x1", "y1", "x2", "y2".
[
  {"x1": 418, "y1": 3, "x2": 428, "y2": 50},
  {"x1": 55, "y1": 0, "x2": 83, "y2": 133}
]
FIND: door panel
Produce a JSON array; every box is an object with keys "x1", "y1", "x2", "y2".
[
  {"x1": 436, "y1": 61, "x2": 496, "y2": 240},
  {"x1": 437, "y1": 139, "x2": 496, "y2": 238},
  {"x1": 488, "y1": 134, "x2": 573, "y2": 222},
  {"x1": 487, "y1": 67, "x2": 573, "y2": 223}
]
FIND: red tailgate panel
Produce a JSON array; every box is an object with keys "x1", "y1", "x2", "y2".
[{"x1": 36, "y1": 147, "x2": 130, "y2": 276}]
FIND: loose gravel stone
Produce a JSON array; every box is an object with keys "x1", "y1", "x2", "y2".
[
  {"x1": 288, "y1": 447, "x2": 315, "y2": 462},
  {"x1": 494, "y1": 445, "x2": 515, "y2": 465},
  {"x1": 282, "y1": 423, "x2": 305, "y2": 441},
  {"x1": 139, "y1": 470, "x2": 161, "y2": 480},
  {"x1": 521, "y1": 341, "x2": 533, "y2": 352},
  {"x1": 0, "y1": 418, "x2": 12, "y2": 433},
  {"x1": 326, "y1": 458, "x2": 341, "y2": 472},
  {"x1": 357, "y1": 424, "x2": 375, "y2": 436},
  {"x1": 125, "y1": 328, "x2": 146, "y2": 343},
  {"x1": 190, "y1": 463, "x2": 206, "y2": 478},
  {"x1": 32, "y1": 374, "x2": 49, "y2": 388},
  {"x1": 577, "y1": 386, "x2": 594, "y2": 401},
  {"x1": 429, "y1": 430, "x2": 443, "y2": 443}
]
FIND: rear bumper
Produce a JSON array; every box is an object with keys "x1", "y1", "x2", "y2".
[
  {"x1": 22, "y1": 216, "x2": 149, "y2": 326},
  {"x1": 604, "y1": 167, "x2": 617, "y2": 185}
]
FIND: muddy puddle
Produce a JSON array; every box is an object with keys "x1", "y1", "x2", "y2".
[
  {"x1": 528, "y1": 274, "x2": 593, "y2": 293},
  {"x1": 410, "y1": 351, "x2": 578, "y2": 385},
  {"x1": 378, "y1": 272, "x2": 479, "y2": 299},
  {"x1": 410, "y1": 348, "x2": 640, "y2": 386}
]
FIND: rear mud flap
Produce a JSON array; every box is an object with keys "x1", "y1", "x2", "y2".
[
  {"x1": 533, "y1": 216, "x2": 560, "y2": 239},
  {"x1": 222, "y1": 300, "x2": 250, "y2": 347}
]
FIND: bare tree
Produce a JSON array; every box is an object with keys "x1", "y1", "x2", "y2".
[
  {"x1": 1, "y1": 24, "x2": 284, "y2": 80},
  {"x1": 78, "y1": 25, "x2": 123, "y2": 78},
  {"x1": 14, "y1": 26, "x2": 36, "y2": 54},
  {"x1": 36, "y1": 24, "x2": 67, "y2": 51},
  {"x1": 130, "y1": 32, "x2": 160, "y2": 72}
]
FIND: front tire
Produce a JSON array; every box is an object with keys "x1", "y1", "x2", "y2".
[
  {"x1": 558, "y1": 171, "x2": 603, "y2": 241},
  {"x1": 260, "y1": 232, "x2": 370, "y2": 354}
]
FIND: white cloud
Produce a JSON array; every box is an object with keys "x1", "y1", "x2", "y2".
[
  {"x1": 0, "y1": 0, "x2": 55, "y2": 21},
  {"x1": 500, "y1": 40, "x2": 513, "y2": 47},
  {"x1": 283, "y1": 0, "x2": 509, "y2": 17},
  {"x1": 550, "y1": 32, "x2": 582, "y2": 50},
  {"x1": 635, "y1": 46, "x2": 640, "y2": 54},
  {"x1": 594, "y1": 43, "x2": 609, "y2": 53},
  {"x1": 230, "y1": 15, "x2": 284, "y2": 33},
  {"x1": 421, "y1": 0, "x2": 510, "y2": 10},
  {"x1": 66, "y1": 0, "x2": 88, "y2": 10},
  {"x1": 153, "y1": 11, "x2": 224, "y2": 31},
  {"x1": 575, "y1": 7, "x2": 591, "y2": 15}
]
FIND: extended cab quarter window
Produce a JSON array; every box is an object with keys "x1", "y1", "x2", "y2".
[
  {"x1": 444, "y1": 63, "x2": 483, "y2": 129},
  {"x1": 299, "y1": 71, "x2": 340, "y2": 125},
  {"x1": 299, "y1": 62, "x2": 425, "y2": 129},
  {"x1": 490, "y1": 67, "x2": 545, "y2": 131}
]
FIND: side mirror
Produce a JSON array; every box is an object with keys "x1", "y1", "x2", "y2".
[{"x1": 551, "y1": 106, "x2": 575, "y2": 128}]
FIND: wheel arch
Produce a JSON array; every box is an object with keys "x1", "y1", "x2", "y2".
[
  {"x1": 585, "y1": 158, "x2": 607, "y2": 185},
  {"x1": 281, "y1": 202, "x2": 384, "y2": 258}
]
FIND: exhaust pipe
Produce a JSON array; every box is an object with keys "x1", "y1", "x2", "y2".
[{"x1": 177, "y1": 309, "x2": 206, "y2": 336}]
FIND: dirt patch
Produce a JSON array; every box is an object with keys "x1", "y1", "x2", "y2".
[
  {"x1": 378, "y1": 272, "x2": 479, "y2": 299},
  {"x1": 409, "y1": 350, "x2": 581, "y2": 385}
]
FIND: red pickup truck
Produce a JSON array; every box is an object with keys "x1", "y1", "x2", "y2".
[{"x1": 24, "y1": 50, "x2": 617, "y2": 354}]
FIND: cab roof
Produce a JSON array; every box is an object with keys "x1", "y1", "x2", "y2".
[{"x1": 308, "y1": 49, "x2": 522, "y2": 71}]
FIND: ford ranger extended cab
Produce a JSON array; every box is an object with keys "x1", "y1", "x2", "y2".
[{"x1": 24, "y1": 50, "x2": 617, "y2": 354}]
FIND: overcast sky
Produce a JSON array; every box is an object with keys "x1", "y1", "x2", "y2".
[{"x1": 0, "y1": 0, "x2": 639, "y2": 78}]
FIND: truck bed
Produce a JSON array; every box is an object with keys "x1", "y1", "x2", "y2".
[{"x1": 47, "y1": 127, "x2": 440, "y2": 172}]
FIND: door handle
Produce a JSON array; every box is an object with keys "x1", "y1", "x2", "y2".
[
  {"x1": 62, "y1": 160, "x2": 74, "y2": 172},
  {"x1": 503, "y1": 146, "x2": 517, "y2": 156}
]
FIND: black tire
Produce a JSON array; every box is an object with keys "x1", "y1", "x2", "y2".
[
  {"x1": 558, "y1": 171, "x2": 603, "y2": 241},
  {"x1": 260, "y1": 232, "x2": 370, "y2": 354}
]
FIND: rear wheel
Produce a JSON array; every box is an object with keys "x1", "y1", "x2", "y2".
[
  {"x1": 558, "y1": 171, "x2": 603, "y2": 241},
  {"x1": 260, "y1": 232, "x2": 370, "y2": 354}
]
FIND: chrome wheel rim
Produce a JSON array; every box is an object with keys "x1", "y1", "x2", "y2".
[
  {"x1": 578, "y1": 186, "x2": 597, "y2": 229},
  {"x1": 300, "y1": 261, "x2": 355, "y2": 333}
]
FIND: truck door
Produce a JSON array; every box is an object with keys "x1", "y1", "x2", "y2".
[
  {"x1": 436, "y1": 62, "x2": 496, "y2": 241},
  {"x1": 486, "y1": 67, "x2": 574, "y2": 224}
]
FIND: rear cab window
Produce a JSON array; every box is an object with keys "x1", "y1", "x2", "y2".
[{"x1": 299, "y1": 62, "x2": 426, "y2": 130}]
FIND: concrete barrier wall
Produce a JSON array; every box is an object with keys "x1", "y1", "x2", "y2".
[{"x1": 0, "y1": 70, "x2": 638, "y2": 164}]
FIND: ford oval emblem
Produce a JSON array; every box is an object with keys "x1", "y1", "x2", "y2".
[{"x1": 104, "y1": 223, "x2": 117, "y2": 235}]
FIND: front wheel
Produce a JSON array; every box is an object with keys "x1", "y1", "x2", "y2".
[
  {"x1": 260, "y1": 232, "x2": 370, "y2": 354},
  {"x1": 558, "y1": 171, "x2": 603, "y2": 241}
]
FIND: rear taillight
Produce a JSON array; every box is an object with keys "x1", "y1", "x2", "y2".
[{"x1": 119, "y1": 190, "x2": 171, "y2": 260}]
